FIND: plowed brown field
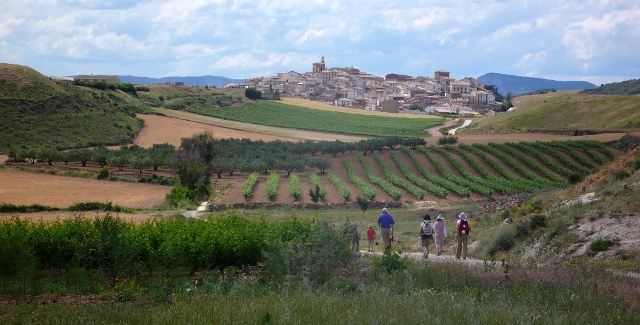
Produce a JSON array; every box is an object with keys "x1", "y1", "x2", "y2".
[{"x1": 0, "y1": 170, "x2": 170, "y2": 208}]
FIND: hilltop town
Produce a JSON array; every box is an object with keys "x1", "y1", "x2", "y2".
[{"x1": 229, "y1": 57, "x2": 502, "y2": 116}]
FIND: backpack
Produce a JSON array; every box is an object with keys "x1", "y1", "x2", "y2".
[
  {"x1": 421, "y1": 221, "x2": 433, "y2": 238},
  {"x1": 458, "y1": 219, "x2": 470, "y2": 235}
]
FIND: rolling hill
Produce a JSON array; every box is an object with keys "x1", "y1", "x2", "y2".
[
  {"x1": 0, "y1": 63, "x2": 143, "y2": 152},
  {"x1": 478, "y1": 73, "x2": 595, "y2": 96},
  {"x1": 580, "y1": 78, "x2": 640, "y2": 95},
  {"x1": 464, "y1": 92, "x2": 640, "y2": 134},
  {"x1": 118, "y1": 75, "x2": 245, "y2": 88}
]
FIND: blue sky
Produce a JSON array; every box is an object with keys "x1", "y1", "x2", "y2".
[{"x1": 1, "y1": 0, "x2": 638, "y2": 85}]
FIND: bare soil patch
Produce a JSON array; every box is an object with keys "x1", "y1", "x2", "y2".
[
  {"x1": 0, "y1": 170, "x2": 170, "y2": 208},
  {"x1": 0, "y1": 155, "x2": 7, "y2": 164},
  {"x1": 134, "y1": 114, "x2": 302, "y2": 148}
]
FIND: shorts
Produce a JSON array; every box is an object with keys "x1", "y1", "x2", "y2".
[
  {"x1": 435, "y1": 236, "x2": 445, "y2": 245},
  {"x1": 381, "y1": 227, "x2": 392, "y2": 242},
  {"x1": 421, "y1": 236, "x2": 432, "y2": 248}
]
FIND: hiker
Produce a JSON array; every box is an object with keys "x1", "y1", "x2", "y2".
[
  {"x1": 377, "y1": 207, "x2": 395, "y2": 250},
  {"x1": 419, "y1": 214, "x2": 434, "y2": 258},
  {"x1": 352, "y1": 224, "x2": 360, "y2": 252},
  {"x1": 366, "y1": 224, "x2": 376, "y2": 252},
  {"x1": 456, "y1": 212, "x2": 471, "y2": 260},
  {"x1": 434, "y1": 215, "x2": 447, "y2": 256}
]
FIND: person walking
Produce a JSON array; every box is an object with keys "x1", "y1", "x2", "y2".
[
  {"x1": 366, "y1": 224, "x2": 376, "y2": 252},
  {"x1": 456, "y1": 212, "x2": 471, "y2": 260},
  {"x1": 419, "y1": 214, "x2": 434, "y2": 258},
  {"x1": 433, "y1": 215, "x2": 447, "y2": 256},
  {"x1": 377, "y1": 207, "x2": 395, "y2": 250},
  {"x1": 352, "y1": 224, "x2": 361, "y2": 253}
]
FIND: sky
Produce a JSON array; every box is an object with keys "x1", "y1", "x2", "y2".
[{"x1": 1, "y1": 0, "x2": 639, "y2": 85}]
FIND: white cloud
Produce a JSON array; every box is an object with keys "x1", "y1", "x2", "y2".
[
  {"x1": 563, "y1": 7, "x2": 640, "y2": 62},
  {"x1": 515, "y1": 51, "x2": 548, "y2": 70},
  {"x1": 1, "y1": 0, "x2": 638, "y2": 82}
]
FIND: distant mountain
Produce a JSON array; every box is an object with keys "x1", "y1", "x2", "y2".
[
  {"x1": 580, "y1": 79, "x2": 640, "y2": 95},
  {"x1": 477, "y1": 73, "x2": 596, "y2": 96},
  {"x1": 118, "y1": 75, "x2": 246, "y2": 88}
]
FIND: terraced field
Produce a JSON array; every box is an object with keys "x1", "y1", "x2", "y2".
[{"x1": 212, "y1": 140, "x2": 617, "y2": 205}]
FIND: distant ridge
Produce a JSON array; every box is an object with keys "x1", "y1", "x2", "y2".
[
  {"x1": 118, "y1": 75, "x2": 246, "y2": 88},
  {"x1": 477, "y1": 73, "x2": 595, "y2": 96},
  {"x1": 580, "y1": 79, "x2": 640, "y2": 95}
]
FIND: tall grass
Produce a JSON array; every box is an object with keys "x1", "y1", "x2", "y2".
[{"x1": 4, "y1": 262, "x2": 638, "y2": 324}]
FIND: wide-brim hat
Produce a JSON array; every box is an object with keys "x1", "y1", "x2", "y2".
[
  {"x1": 382, "y1": 207, "x2": 388, "y2": 211},
  {"x1": 436, "y1": 215, "x2": 444, "y2": 220}
]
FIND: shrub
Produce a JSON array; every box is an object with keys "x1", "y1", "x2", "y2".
[
  {"x1": 437, "y1": 136, "x2": 458, "y2": 145},
  {"x1": 568, "y1": 173, "x2": 583, "y2": 184},
  {"x1": 610, "y1": 168, "x2": 631, "y2": 181},
  {"x1": 515, "y1": 221, "x2": 530, "y2": 238},
  {"x1": 529, "y1": 214, "x2": 547, "y2": 230},
  {"x1": 261, "y1": 221, "x2": 355, "y2": 283},
  {"x1": 485, "y1": 226, "x2": 516, "y2": 256},
  {"x1": 0, "y1": 204, "x2": 58, "y2": 213},
  {"x1": 589, "y1": 239, "x2": 617, "y2": 255},
  {"x1": 166, "y1": 185, "x2": 195, "y2": 207},
  {"x1": 372, "y1": 250, "x2": 411, "y2": 275},
  {"x1": 97, "y1": 167, "x2": 110, "y2": 180}
]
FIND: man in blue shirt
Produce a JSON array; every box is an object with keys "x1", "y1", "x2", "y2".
[{"x1": 377, "y1": 207, "x2": 395, "y2": 250}]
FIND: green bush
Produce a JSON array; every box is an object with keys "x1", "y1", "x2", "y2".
[
  {"x1": 166, "y1": 184, "x2": 195, "y2": 207},
  {"x1": 568, "y1": 173, "x2": 583, "y2": 184},
  {"x1": 68, "y1": 201, "x2": 128, "y2": 212},
  {"x1": 97, "y1": 167, "x2": 110, "y2": 180},
  {"x1": 529, "y1": 214, "x2": 547, "y2": 230},
  {"x1": 261, "y1": 221, "x2": 354, "y2": 284},
  {"x1": 589, "y1": 239, "x2": 617, "y2": 254},
  {"x1": 372, "y1": 250, "x2": 411, "y2": 275},
  {"x1": 0, "y1": 204, "x2": 58, "y2": 213},
  {"x1": 485, "y1": 226, "x2": 516, "y2": 256},
  {"x1": 437, "y1": 136, "x2": 458, "y2": 145}
]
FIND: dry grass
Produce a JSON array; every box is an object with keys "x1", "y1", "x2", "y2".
[
  {"x1": 0, "y1": 170, "x2": 170, "y2": 208},
  {"x1": 511, "y1": 90, "x2": 579, "y2": 107}
]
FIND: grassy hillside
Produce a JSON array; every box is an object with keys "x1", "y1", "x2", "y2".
[
  {"x1": 581, "y1": 78, "x2": 640, "y2": 95},
  {"x1": 464, "y1": 92, "x2": 640, "y2": 134},
  {"x1": 0, "y1": 63, "x2": 143, "y2": 152}
]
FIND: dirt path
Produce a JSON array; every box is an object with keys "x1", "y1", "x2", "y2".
[
  {"x1": 426, "y1": 118, "x2": 457, "y2": 137},
  {"x1": 360, "y1": 250, "x2": 485, "y2": 266}
]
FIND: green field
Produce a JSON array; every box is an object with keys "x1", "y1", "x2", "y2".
[
  {"x1": 465, "y1": 93, "x2": 640, "y2": 134},
  {"x1": 187, "y1": 100, "x2": 444, "y2": 137}
]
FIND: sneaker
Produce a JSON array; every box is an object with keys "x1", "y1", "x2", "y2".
[{"x1": 437, "y1": 252, "x2": 441, "y2": 256}]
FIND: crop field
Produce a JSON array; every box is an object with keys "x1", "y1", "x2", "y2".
[
  {"x1": 212, "y1": 140, "x2": 617, "y2": 205},
  {"x1": 0, "y1": 170, "x2": 170, "y2": 208},
  {"x1": 186, "y1": 100, "x2": 445, "y2": 137},
  {"x1": 149, "y1": 108, "x2": 369, "y2": 143},
  {"x1": 280, "y1": 97, "x2": 442, "y2": 119}
]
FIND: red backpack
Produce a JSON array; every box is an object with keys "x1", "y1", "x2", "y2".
[{"x1": 458, "y1": 219, "x2": 470, "y2": 235}]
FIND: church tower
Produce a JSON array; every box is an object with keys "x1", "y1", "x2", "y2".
[{"x1": 312, "y1": 56, "x2": 326, "y2": 73}]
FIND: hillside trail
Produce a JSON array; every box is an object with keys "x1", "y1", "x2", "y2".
[
  {"x1": 359, "y1": 250, "x2": 485, "y2": 266},
  {"x1": 425, "y1": 118, "x2": 458, "y2": 137}
]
